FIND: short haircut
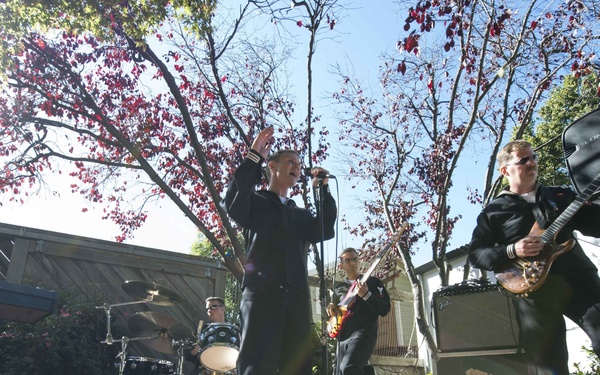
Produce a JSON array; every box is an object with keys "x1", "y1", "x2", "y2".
[
  {"x1": 339, "y1": 247, "x2": 359, "y2": 262},
  {"x1": 267, "y1": 149, "x2": 299, "y2": 163},
  {"x1": 205, "y1": 296, "x2": 225, "y2": 306},
  {"x1": 497, "y1": 140, "x2": 533, "y2": 168}
]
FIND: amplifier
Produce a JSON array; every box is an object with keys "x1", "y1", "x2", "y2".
[
  {"x1": 0, "y1": 280, "x2": 58, "y2": 323},
  {"x1": 433, "y1": 283, "x2": 520, "y2": 353}
]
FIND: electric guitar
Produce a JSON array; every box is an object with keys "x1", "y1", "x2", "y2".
[
  {"x1": 495, "y1": 172, "x2": 600, "y2": 296},
  {"x1": 327, "y1": 222, "x2": 408, "y2": 338}
]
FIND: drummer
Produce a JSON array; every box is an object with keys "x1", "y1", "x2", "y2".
[{"x1": 184, "y1": 297, "x2": 227, "y2": 375}]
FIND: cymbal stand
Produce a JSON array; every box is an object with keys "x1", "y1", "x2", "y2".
[
  {"x1": 172, "y1": 338, "x2": 194, "y2": 375},
  {"x1": 114, "y1": 336, "x2": 130, "y2": 375},
  {"x1": 95, "y1": 298, "x2": 157, "y2": 344},
  {"x1": 105, "y1": 335, "x2": 160, "y2": 375}
]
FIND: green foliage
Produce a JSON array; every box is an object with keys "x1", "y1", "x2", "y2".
[
  {"x1": 0, "y1": 286, "x2": 125, "y2": 375},
  {"x1": 571, "y1": 346, "x2": 600, "y2": 375},
  {"x1": 524, "y1": 72, "x2": 600, "y2": 187},
  {"x1": 173, "y1": 0, "x2": 218, "y2": 37},
  {"x1": 310, "y1": 322, "x2": 336, "y2": 375},
  {"x1": 191, "y1": 233, "x2": 242, "y2": 324},
  {"x1": 0, "y1": 0, "x2": 218, "y2": 72}
]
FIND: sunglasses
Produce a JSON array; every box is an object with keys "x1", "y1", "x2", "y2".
[
  {"x1": 206, "y1": 304, "x2": 224, "y2": 311},
  {"x1": 506, "y1": 153, "x2": 538, "y2": 166}
]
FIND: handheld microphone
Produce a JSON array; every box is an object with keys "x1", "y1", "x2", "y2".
[{"x1": 303, "y1": 167, "x2": 335, "y2": 179}]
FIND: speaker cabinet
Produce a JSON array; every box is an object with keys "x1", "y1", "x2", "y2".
[
  {"x1": 435, "y1": 352, "x2": 529, "y2": 375},
  {"x1": 0, "y1": 280, "x2": 58, "y2": 323},
  {"x1": 562, "y1": 108, "x2": 600, "y2": 199},
  {"x1": 433, "y1": 283, "x2": 520, "y2": 353}
]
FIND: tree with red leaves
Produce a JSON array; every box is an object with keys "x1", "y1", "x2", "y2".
[
  {"x1": 334, "y1": 0, "x2": 600, "y2": 356},
  {"x1": 0, "y1": 0, "x2": 341, "y2": 282}
]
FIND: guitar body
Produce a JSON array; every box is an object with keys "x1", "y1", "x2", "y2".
[
  {"x1": 327, "y1": 305, "x2": 351, "y2": 339},
  {"x1": 495, "y1": 222, "x2": 576, "y2": 295}
]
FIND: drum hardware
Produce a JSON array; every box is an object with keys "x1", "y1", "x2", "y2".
[
  {"x1": 128, "y1": 311, "x2": 194, "y2": 355},
  {"x1": 119, "y1": 355, "x2": 175, "y2": 374},
  {"x1": 96, "y1": 281, "x2": 184, "y2": 345},
  {"x1": 109, "y1": 335, "x2": 171, "y2": 375},
  {"x1": 97, "y1": 281, "x2": 191, "y2": 375},
  {"x1": 171, "y1": 338, "x2": 195, "y2": 375},
  {"x1": 96, "y1": 300, "x2": 156, "y2": 345}
]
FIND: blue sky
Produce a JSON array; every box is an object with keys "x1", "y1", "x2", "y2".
[{"x1": 0, "y1": 1, "x2": 486, "y2": 269}]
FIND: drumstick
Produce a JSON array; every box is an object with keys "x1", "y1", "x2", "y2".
[{"x1": 197, "y1": 320, "x2": 204, "y2": 339}]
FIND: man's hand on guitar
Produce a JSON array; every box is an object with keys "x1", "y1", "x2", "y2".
[
  {"x1": 326, "y1": 303, "x2": 340, "y2": 318},
  {"x1": 355, "y1": 281, "x2": 369, "y2": 298},
  {"x1": 515, "y1": 236, "x2": 544, "y2": 257}
]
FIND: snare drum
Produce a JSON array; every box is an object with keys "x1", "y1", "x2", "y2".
[
  {"x1": 120, "y1": 356, "x2": 174, "y2": 375},
  {"x1": 199, "y1": 322, "x2": 240, "y2": 372}
]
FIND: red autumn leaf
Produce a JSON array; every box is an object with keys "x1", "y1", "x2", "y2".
[
  {"x1": 297, "y1": 20, "x2": 303, "y2": 27},
  {"x1": 397, "y1": 61, "x2": 407, "y2": 75}
]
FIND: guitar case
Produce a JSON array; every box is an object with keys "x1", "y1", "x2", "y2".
[{"x1": 562, "y1": 107, "x2": 600, "y2": 200}]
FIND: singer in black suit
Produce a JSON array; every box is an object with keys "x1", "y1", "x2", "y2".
[{"x1": 222, "y1": 127, "x2": 337, "y2": 375}]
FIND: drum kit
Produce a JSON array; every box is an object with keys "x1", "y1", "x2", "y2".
[{"x1": 96, "y1": 280, "x2": 239, "y2": 375}]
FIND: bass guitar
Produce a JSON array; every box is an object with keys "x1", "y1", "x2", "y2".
[
  {"x1": 327, "y1": 222, "x2": 408, "y2": 338},
  {"x1": 495, "y1": 171, "x2": 600, "y2": 296}
]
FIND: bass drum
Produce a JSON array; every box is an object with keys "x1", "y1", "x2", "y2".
[
  {"x1": 199, "y1": 322, "x2": 240, "y2": 373},
  {"x1": 120, "y1": 356, "x2": 174, "y2": 375}
]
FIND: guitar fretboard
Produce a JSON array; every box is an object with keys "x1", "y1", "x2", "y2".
[{"x1": 541, "y1": 172, "x2": 600, "y2": 244}]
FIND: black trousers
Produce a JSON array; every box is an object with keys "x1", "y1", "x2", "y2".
[
  {"x1": 335, "y1": 329, "x2": 377, "y2": 375},
  {"x1": 513, "y1": 270, "x2": 600, "y2": 374},
  {"x1": 236, "y1": 284, "x2": 312, "y2": 375}
]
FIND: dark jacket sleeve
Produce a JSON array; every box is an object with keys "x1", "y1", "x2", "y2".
[
  {"x1": 220, "y1": 150, "x2": 264, "y2": 227},
  {"x1": 222, "y1": 150, "x2": 336, "y2": 240},
  {"x1": 304, "y1": 185, "x2": 337, "y2": 242},
  {"x1": 469, "y1": 185, "x2": 600, "y2": 272},
  {"x1": 468, "y1": 210, "x2": 513, "y2": 271},
  {"x1": 363, "y1": 276, "x2": 390, "y2": 317}
]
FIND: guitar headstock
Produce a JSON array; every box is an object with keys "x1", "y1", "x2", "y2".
[{"x1": 391, "y1": 222, "x2": 409, "y2": 244}]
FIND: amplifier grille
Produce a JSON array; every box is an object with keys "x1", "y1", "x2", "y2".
[{"x1": 433, "y1": 285, "x2": 520, "y2": 353}]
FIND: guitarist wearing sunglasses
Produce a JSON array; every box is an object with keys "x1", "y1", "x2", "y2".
[
  {"x1": 469, "y1": 140, "x2": 600, "y2": 375},
  {"x1": 326, "y1": 247, "x2": 390, "y2": 375}
]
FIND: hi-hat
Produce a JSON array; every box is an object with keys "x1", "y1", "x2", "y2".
[
  {"x1": 122, "y1": 280, "x2": 183, "y2": 306},
  {"x1": 128, "y1": 311, "x2": 194, "y2": 354}
]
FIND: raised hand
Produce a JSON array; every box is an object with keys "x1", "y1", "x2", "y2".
[{"x1": 251, "y1": 127, "x2": 274, "y2": 160}]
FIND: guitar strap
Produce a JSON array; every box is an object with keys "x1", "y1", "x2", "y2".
[
  {"x1": 338, "y1": 280, "x2": 357, "y2": 306},
  {"x1": 534, "y1": 186, "x2": 561, "y2": 229}
]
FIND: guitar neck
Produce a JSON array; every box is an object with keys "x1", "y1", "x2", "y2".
[
  {"x1": 541, "y1": 172, "x2": 600, "y2": 243},
  {"x1": 359, "y1": 222, "x2": 408, "y2": 283}
]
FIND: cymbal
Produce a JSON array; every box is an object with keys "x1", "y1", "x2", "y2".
[
  {"x1": 128, "y1": 311, "x2": 194, "y2": 354},
  {"x1": 122, "y1": 280, "x2": 183, "y2": 306}
]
